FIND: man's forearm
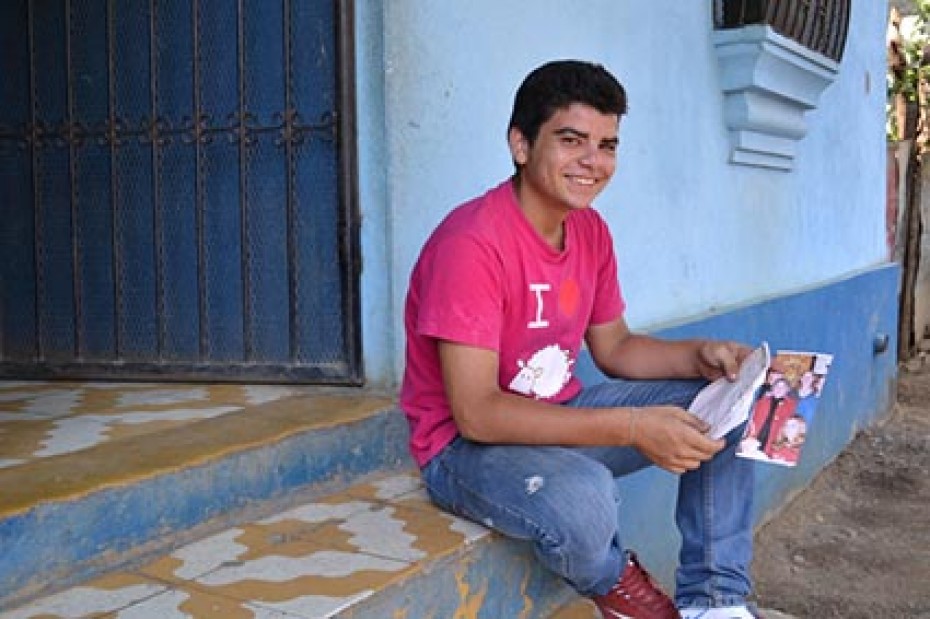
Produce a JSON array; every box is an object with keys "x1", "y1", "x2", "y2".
[{"x1": 595, "y1": 333, "x2": 706, "y2": 380}]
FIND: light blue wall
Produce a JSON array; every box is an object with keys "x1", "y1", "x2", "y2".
[
  {"x1": 357, "y1": 1, "x2": 890, "y2": 386},
  {"x1": 356, "y1": 4, "x2": 392, "y2": 386}
]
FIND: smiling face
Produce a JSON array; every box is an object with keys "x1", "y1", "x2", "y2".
[{"x1": 509, "y1": 102, "x2": 619, "y2": 223}]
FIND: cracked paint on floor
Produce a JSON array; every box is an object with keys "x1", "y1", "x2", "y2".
[{"x1": 0, "y1": 473, "x2": 491, "y2": 619}]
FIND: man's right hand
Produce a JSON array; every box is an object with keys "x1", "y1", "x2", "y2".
[{"x1": 631, "y1": 406, "x2": 724, "y2": 474}]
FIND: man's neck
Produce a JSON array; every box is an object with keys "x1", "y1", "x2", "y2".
[{"x1": 513, "y1": 177, "x2": 567, "y2": 251}]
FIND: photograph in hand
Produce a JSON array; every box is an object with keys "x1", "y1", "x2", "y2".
[
  {"x1": 737, "y1": 349, "x2": 833, "y2": 467},
  {"x1": 688, "y1": 342, "x2": 834, "y2": 467}
]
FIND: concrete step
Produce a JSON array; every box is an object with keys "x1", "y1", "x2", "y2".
[
  {"x1": 0, "y1": 381, "x2": 579, "y2": 617},
  {"x1": 0, "y1": 381, "x2": 407, "y2": 608},
  {"x1": 548, "y1": 596, "x2": 599, "y2": 618},
  {"x1": 1, "y1": 469, "x2": 577, "y2": 618}
]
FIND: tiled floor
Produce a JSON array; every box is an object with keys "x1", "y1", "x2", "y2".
[
  {"x1": 0, "y1": 380, "x2": 393, "y2": 521},
  {"x1": 0, "y1": 472, "x2": 490, "y2": 619},
  {"x1": 0, "y1": 381, "x2": 304, "y2": 471}
]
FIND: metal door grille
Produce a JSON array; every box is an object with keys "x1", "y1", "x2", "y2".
[
  {"x1": 0, "y1": 0, "x2": 361, "y2": 383},
  {"x1": 715, "y1": 0, "x2": 850, "y2": 62}
]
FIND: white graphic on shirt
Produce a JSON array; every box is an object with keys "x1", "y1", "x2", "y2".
[
  {"x1": 508, "y1": 344, "x2": 575, "y2": 399},
  {"x1": 528, "y1": 283, "x2": 551, "y2": 329}
]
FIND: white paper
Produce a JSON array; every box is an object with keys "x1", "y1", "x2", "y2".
[{"x1": 688, "y1": 342, "x2": 770, "y2": 440}]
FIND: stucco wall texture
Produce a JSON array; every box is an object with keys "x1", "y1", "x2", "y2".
[{"x1": 354, "y1": 1, "x2": 889, "y2": 385}]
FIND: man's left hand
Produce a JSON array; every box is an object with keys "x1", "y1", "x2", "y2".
[{"x1": 695, "y1": 340, "x2": 751, "y2": 382}]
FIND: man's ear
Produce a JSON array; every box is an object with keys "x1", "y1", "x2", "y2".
[{"x1": 508, "y1": 127, "x2": 529, "y2": 165}]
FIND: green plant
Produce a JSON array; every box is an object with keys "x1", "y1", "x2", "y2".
[{"x1": 888, "y1": 0, "x2": 930, "y2": 141}]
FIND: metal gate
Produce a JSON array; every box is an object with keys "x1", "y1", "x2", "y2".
[{"x1": 0, "y1": 0, "x2": 361, "y2": 383}]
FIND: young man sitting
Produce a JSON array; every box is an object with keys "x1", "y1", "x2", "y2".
[{"x1": 400, "y1": 59, "x2": 761, "y2": 619}]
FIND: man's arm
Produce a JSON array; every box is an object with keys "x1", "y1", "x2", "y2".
[
  {"x1": 584, "y1": 317, "x2": 749, "y2": 382},
  {"x1": 577, "y1": 317, "x2": 751, "y2": 470},
  {"x1": 438, "y1": 339, "x2": 722, "y2": 474}
]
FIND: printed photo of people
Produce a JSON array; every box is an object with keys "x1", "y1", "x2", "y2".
[{"x1": 737, "y1": 350, "x2": 833, "y2": 467}]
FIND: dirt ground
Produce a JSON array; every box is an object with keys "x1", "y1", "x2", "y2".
[{"x1": 750, "y1": 359, "x2": 930, "y2": 618}]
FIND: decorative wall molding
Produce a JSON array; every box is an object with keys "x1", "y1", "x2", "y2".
[{"x1": 713, "y1": 24, "x2": 840, "y2": 171}]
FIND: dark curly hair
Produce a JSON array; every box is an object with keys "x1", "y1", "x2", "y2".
[{"x1": 507, "y1": 60, "x2": 628, "y2": 145}]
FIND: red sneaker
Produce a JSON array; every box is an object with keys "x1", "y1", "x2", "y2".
[{"x1": 592, "y1": 552, "x2": 681, "y2": 619}]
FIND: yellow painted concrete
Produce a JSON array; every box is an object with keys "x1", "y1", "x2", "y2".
[
  {"x1": 0, "y1": 384, "x2": 392, "y2": 517},
  {"x1": 547, "y1": 596, "x2": 600, "y2": 619},
  {"x1": 1, "y1": 472, "x2": 495, "y2": 619}
]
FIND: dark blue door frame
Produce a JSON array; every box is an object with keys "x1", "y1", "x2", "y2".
[{"x1": 0, "y1": 0, "x2": 362, "y2": 384}]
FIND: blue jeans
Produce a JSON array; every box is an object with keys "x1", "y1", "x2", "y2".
[{"x1": 420, "y1": 378, "x2": 754, "y2": 608}]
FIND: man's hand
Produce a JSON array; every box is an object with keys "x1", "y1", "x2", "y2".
[
  {"x1": 632, "y1": 406, "x2": 724, "y2": 474},
  {"x1": 695, "y1": 340, "x2": 751, "y2": 382}
]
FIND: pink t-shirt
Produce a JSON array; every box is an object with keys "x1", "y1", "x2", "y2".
[{"x1": 399, "y1": 179, "x2": 625, "y2": 467}]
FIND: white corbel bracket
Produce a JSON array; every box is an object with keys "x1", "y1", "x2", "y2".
[{"x1": 713, "y1": 24, "x2": 840, "y2": 171}]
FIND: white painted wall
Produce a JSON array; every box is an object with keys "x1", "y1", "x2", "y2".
[{"x1": 356, "y1": 1, "x2": 889, "y2": 385}]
